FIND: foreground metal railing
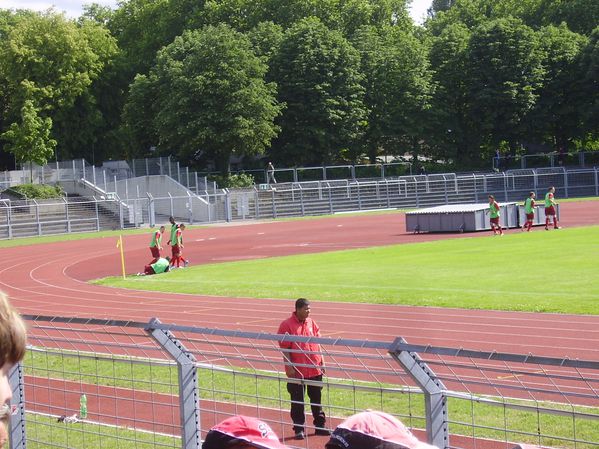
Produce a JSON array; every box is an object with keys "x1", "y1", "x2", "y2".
[{"x1": 9, "y1": 316, "x2": 599, "y2": 449}]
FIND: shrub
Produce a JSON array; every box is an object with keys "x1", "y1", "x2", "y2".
[
  {"x1": 7, "y1": 184, "x2": 65, "y2": 199},
  {"x1": 209, "y1": 173, "x2": 255, "y2": 189}
]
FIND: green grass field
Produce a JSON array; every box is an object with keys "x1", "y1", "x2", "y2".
[{"x1": 95, "y1": 226, "x2": 599, "y2": 314}]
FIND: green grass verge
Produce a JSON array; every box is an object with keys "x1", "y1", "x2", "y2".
[
  {"x1": 25, "y1": 414, "x2": 177, "y2": 449},
  {"x1": 96, "y1": 226, "x2": 599, "y2": 314},
  {"x1": 23, "y1": 350, "x2": 599, "y2": 448}
]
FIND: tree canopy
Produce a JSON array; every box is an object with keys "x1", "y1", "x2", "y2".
[{"x1": 0, "y1": 0, "x2": 596, "y2": 173}]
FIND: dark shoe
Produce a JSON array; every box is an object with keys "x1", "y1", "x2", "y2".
[
  {"x1": 315, "y1": 428, "x2": 331, "y2": 436},
  {"x1": 294, "y1": 431, "x2": 305, "y2": 440}
]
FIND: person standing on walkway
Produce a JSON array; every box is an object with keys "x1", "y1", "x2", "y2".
[
  {"x1": 277, "y1": 298, "x2": 329, "y2": 441},
  {"x1": 266, "y1": 162, "x2": 277, "y2": 185},
  {"x1": 544, "y1": 186, "x2": 561, "y2": 230},
  {"x1": 522, "y1": 192, "x2": 536, "y2": 232},
  {"x1": 149, "y1": 225, "x2": 165, "y2": 263},
  {"x1": 0, "y1": 292, "x2": 27, "y2": 449},
  {"x1": 487, "y1": 195, "x2": 504, "y2": 236}
]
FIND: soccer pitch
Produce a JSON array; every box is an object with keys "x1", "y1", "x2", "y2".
[{"x1": 95, "y1": 225, "x2": 599, "y2": 315}]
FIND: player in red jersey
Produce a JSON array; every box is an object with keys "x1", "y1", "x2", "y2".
[
  {"x1": 170, "y1": 223, "x2": 188, "y2": 269},
  {"x1": 544, "y1": 186, "x2": 561, "y2": 230},
  {"x1": 149, "y1": 225, "x2": 165, "y2": 264},
  {"x1": 487, "y1": 195, "x2": 503, "y2": 235},
  {"x1": 521, "y1": 192, "x2": 536, "y2": 232}
]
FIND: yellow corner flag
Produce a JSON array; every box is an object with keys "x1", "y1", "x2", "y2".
[{"x1": 117, "y1": 235, "x2": 126, "y2": 279}]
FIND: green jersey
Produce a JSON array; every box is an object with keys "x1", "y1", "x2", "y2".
[
  {"x1": 150, "y1": 229, "x2": 161, "y2": 248},
  {"x1": 545, "y1": 192, "x2": 554, "y2": 207},
  {"x1": 489, "y1": 201, "x2": 500, "y2": 219},
  {"x1": 524, "y1": 197, "x2": 535, "y2": 214},
  {"x1": 151, "y1": 258, "x2": 170, "y2": 274},
  {"x1": 170, "y1": 223, "x2": 178, "y2": 244}
]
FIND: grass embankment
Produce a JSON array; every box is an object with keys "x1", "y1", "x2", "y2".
[{"x1": 96, "y1": 226, "x2": 599, "y2": 315}]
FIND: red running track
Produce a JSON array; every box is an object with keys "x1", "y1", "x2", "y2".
[
  {"x1": 3, "y1": 201, "x2": 598, "y2": 359},
  {"x1": 2, "y1": 202, "x2": 597, "y2": 448}
]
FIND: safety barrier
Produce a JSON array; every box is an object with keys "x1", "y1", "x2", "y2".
[{"x1": 9, "y1": 316, "x2": 599, "y2": 449}]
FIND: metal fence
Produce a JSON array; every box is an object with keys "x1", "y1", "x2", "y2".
[
  {"x1": 0, "y1": 167, "x2": 597, "y2": 239},
  {"x1": 10, "y1": 316, "x2": 599, "y2": 449},
  {"x1": 493, "y1": 151, "x2": 599, "y2": 171}
]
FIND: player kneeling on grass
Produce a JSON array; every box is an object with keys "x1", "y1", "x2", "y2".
[
  {"x1": 138, "y1": 256, "x2": 171, "y2": 276},
  {"x1": 202, "y1": 415, "x2": 289, "y2": 449},
  {"x1": 487, "y1": 195, "x2": 504, "y2": 236}
]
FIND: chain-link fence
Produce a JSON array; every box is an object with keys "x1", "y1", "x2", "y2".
[{"x1": 10, "y1": 316, "x2": 599, "y2": 449}]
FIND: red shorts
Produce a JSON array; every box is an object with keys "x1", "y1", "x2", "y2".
[
  {"x1": 490, "y1": 217, "x2": 500, "y2": 225},
  {"x1": 545, "y1": 206, "x2": 555, "y2": 216},
  {"x1": 150, "y1": 246, "x2": 160, "y2": 259},
  {"x1": 172, "y1": 245, "x2": 181, "y2": 258},
  {"x1": 144, "y1": 265, "x2": 155, "y2": 275},
  {"x1": 526, "y1": 213, "x2": 534, "y2": 220}
]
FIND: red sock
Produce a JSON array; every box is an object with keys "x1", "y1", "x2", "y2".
[
  {"x1": 545, "y1": 218, "x2": 550, "y2": 228},
  {"x1": 554, "y1": 217, "x2": 558, "y2": 228},
  {"x1": 528, "y1": 221, "x2": 533, "y2": 231}
]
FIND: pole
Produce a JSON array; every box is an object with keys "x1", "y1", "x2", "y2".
[{"x1": 118, "y1": 235, "x2": 126, "y2": 279}]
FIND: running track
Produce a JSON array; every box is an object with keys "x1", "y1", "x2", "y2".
[
  {"x1": 3, "y1": 201, "x2": 598, "y2": 359},
  {"x1": 2, "y1": 202, "x2": 598, "y2": 448}
]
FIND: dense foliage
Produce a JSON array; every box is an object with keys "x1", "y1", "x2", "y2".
[
  {"x1": 6, "y1": 183, "x2": 65, "y2": 199},
  {"x1": 0, "y1": 0, "x2": 597, "y2": 174}
]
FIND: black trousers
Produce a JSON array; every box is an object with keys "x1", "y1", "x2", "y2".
[{"x1": 287, "y1": 375, "x2": 326, "y2": 432}]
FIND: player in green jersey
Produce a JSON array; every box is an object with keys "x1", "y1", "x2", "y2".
[
  {"x1": 487, "y1": 195, "x2": 504, "y2": 235},
  {"x1": 521, "y1": 192, "x2": 536, "y2": 232},
  {"x1": 544, "y1": 186, "x2": 561, "y2": 230}
]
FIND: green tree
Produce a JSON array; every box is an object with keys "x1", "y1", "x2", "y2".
[
  {"x1": 528, "y1": 25, "x2": 587, "y2": 151},
  {"x1": 125, "y1": 24, "x2": 283, "y2": 174},
  {"x1": 0, "y1": 11, "x2": 117, "y2": 161},
  {"x1": 578, "y1": 27, "x2": 599, "y2": 142},
  {"x1": 353, "y1": 25, "x2": 433, "y2": 163},
  {"x1": 270, "y1": 18, "x2": 368, "y2": 165},
  {"x1": 1, "y1": 99, "x2": 56, "y2": 180},
  {"x1": 428, "y1": 22, "x2": 478, "y2": 165},
  {"x1": 467, "y1": 17, "x2": 545, "y2": 155}
]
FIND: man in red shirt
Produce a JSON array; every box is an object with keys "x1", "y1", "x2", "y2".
[{"x1": 277, "y1": 298, "x2": 329, "y2": 440}]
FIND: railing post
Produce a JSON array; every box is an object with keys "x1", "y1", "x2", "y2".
[
  {"x1": 146, "y1": 318, "x2": 201, "y2": 449},
  {"x1": 225, "y1": 190, "x2": 232, "y2": 222},
  {"x1": 564, "y1": 169, "x2": 569, "y2": 198},
  {"x1": 595, "y1": 167, "x2": 599, "y2": 197},
  {"x1": 271, "y1": 188, "x2": 277, "y2": 219},
  {"x1": 95, "y1": 199, "x2": 100, "y2": 231},
  {"x1": 8, "y1": 363, "x2": 27, "y2": 449},
  {"x1": 64, "y1": 197, "x2": 71, "y2": 233},
  {"x1": 300, "y1": 186, "x2": 305, "y2": 216},
  {"x1": 148, "y1": 193, "x2": 155, "y2": 228},
  {"x1": 119, "y1": 200, "x2": 124, "y2": 229},
  {"x1": 187, "y1": 192, "x2": 194, "y2": 224},
  {"x1": 82, "y1": 159, "x2": 86, "y2": 180},
  {"x1": 328, "y1": 183, "x2": 333, "y2": 214},
  {"x1": 254, "y1": 188, "x2": 260, "y2": 219},
  {"x1": 388, "y1": 338, "x2": 448, "y2": 449},
  {"x1": 33, "y1": 200, "x2": 41, "y2": 236},
  {"x1": 169, "y1": 193, "x2": 174, "y2": 217}
]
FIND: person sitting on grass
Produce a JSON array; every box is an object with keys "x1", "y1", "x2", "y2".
[
  {"x1": 138, "y1": 256, "x2": 171, "y2": 276},
  {"x1": 325, "y1": 410, "x2": 438, "y2": 449},
  {"x1": 0, "y1": 292, "x2": 27, "y2": 449},
  {"x1": 202, "y1": 415, "x2": 289, "y2": 449}
]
